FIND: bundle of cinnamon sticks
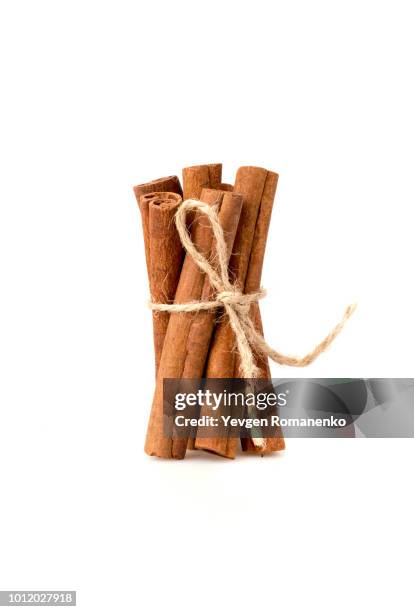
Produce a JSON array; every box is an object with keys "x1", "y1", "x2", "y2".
[{"x1": 134, "y1": 163, "x2": 285, "y2": 459}]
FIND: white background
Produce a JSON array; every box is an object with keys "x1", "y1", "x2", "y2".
[{"x1": 1, "y1": 0, "x2": 413, "y2": 610}]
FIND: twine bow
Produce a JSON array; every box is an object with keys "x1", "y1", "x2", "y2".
[{"x1": 150, "y1": 199, "x2": 356, "y2": 378}]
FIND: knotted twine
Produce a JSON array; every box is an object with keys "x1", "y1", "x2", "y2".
[{"x1": 150, "y1": 199, "x2": 356, "y2": 379}]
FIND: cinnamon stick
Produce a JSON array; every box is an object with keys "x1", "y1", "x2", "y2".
[
  {"x1": 144, "y1": 189, "x2": 243, "y2": 459},
  {"x1": 133, "y1": 175, "x2": 182, "y2": 201},
  {"x1": 237, "y1": 173, "x2": 285, "y2": 454},
  {"x1": 195, "y1": 166, "x2": 279, "y2": 458},
  {"x1": 136, "y1": 189, "x2": 183, "y2": 373},
  {"x1": 182, "y1": 164, "x2": 222, "y2": 200},
  {"x1": 182, "y1": 163, "x2": 224, "y2": 451},
  {"x1": 133, "y1": 175, "x2": 183, "y2": 280},
  {"x1": 183, "y1": 179, "x2": 224, "y2": 452}
]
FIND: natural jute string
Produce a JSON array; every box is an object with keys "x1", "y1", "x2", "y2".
[{"x1": 150, "y1": 199, "x2": 356, "y2": 379}]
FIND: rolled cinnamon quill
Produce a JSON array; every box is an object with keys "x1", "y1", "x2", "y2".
[
  {"x1": 237, "y1": 174, "x2": 285, "y2": 454},
  {"x1": 182, "y1": 164, "x2": 222, "y2": 200},
  {"x1": 133, "y1": 174, "x2": 183, "y2": 202},
  {"x1": 133, "y1": 175, "x2": 183, "y2": 280},
  {"x1": 181, "y1": 163, "x2": 222, "y2": 449},
  {"x1": 134, "y1": 184, "x2": 184, "y2": 373},
  {"x1": 195, "y1": 166, "x2": 280, "y2": 458},
  {"x1": 144, "y1": 190, "x2": 243, "y2": 459}
]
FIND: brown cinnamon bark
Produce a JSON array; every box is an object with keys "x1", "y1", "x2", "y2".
[
  {"x1": 133, "y1": 174, "x2": 182, "y2": 201},
  {"x1": 217, "y1": 183, "x2": 233, "y2": 191},
  {"x1": 144, "y1": 189, "x2": 243, "y2": 459},
  {"x1": 137, "y1": 190, "x2": 183, "y2": 373},
  {"x1": 238, "y1": 174, "x2": 285, "y2": 454},
  {"x1": 185, "y1": 185, "x2": 237, "y2": 451},
  {"x1": 133, "y1": 176, "x2": 182, "y2": 280},
  {"x1": 195, "y1": 166, "x2": 280, "y2": 458},
  {"x1": 181, "y1": 162, "x2": 223, "y2": 442},
  {"x1": 182, "y1": 164, "x2": 222, "y2": 200}
]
